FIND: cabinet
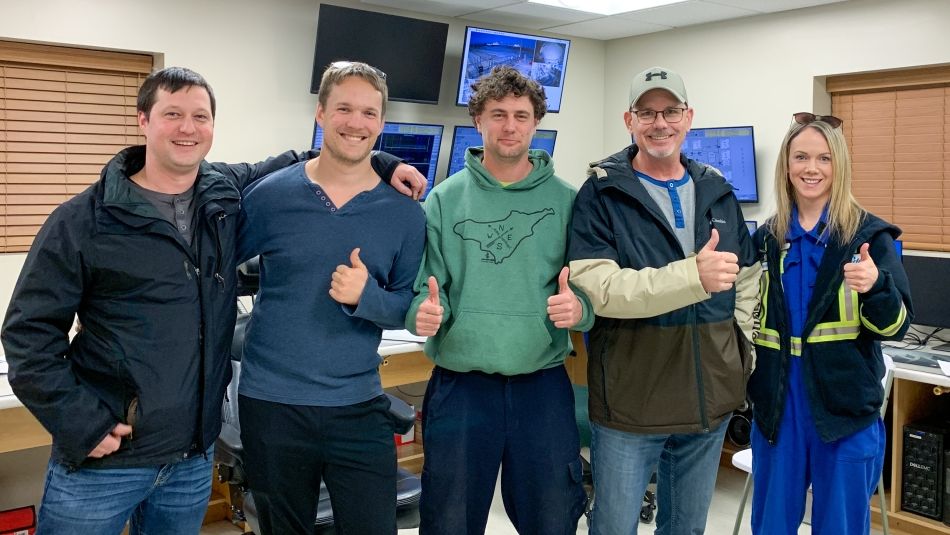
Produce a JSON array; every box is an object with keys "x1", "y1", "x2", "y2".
[{"x1": 872, "y1": 369, "x2": 950, "y2": 535}]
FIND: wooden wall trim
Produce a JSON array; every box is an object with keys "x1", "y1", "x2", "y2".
[
  {"x1": 827, "y1": 65, "x2": 950, "y2": 95},
  {"x1": 0, "y1": 40, "x2": 152, "y2": 74}
]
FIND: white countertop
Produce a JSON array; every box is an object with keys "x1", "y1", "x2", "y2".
[{"x1": 892, "y1": 366, "x2": 950, "y2": 388}]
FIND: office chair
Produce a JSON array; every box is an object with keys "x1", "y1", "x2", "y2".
[
  {"x1": 215, "y1": 258, "x2": 422, "y2": 534},
  {"x1": 731, "y1": 355, "x2": 894, "y2": 535}
]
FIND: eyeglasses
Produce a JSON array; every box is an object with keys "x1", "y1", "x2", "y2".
[
  {"x1": 792, "y1": 112, "x2": 843, "y2": 129},
  {"x1": 630, "y1": 107, "x2": 687, "y2": 125},
  {"x1": 328, "y1": 61, "x2": 387, "y2": 80}
]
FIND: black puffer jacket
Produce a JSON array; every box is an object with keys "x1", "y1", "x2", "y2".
[{"x1": 2, "y1": 146, "x2": 399, "y2": 468}]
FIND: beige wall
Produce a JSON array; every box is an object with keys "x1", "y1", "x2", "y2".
[{"x1": 603, "y1": 0, "x2": 950, "y2": 224}]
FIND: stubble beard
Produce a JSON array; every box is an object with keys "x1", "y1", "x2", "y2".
[{"x1": 324, "y1": 138, "x2": 373, "y2": 167}]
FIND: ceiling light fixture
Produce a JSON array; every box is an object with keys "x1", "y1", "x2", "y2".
[{"x1": 527, "y1": 0, "x2": 686, "y2": 16}]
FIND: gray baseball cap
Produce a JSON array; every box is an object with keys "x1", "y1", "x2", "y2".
[{"x1": 629, "y1": 66, "x2": 688, "y2": 108}]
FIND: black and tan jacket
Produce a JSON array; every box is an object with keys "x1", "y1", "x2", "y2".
[
  {"x1": 567, "y1": 145, "x2": 760, "y2": 434},
  {"x1": 750, "y1": 213, "x2": 912, "y2": 443}
]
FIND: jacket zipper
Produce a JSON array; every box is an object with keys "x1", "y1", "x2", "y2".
[
  {"x1": 766, "y1": 246, "x2": 787, "y2": 445},
  {"x1": 690, "y1": 305, "x2": 710, "y2": 432},
  {"x1": 213, "y1": 212, "x2": 226, "y2": 289},
  {"x1": 599, "y1": 337, "x2": 611, "y2": 421}
]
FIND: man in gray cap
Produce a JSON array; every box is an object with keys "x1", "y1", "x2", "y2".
[{"x1": 567, "y1": 66, "x2": 760, "y2": 534}]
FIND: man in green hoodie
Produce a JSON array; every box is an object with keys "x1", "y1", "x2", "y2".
[{"x1": 406, "y1": 66, "x2": 593, "y2": 535}]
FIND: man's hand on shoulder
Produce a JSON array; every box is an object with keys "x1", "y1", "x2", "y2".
[
  {"x1": 390, "y1": 163, "x2": 427, "y2": 200},
  {"x1": 696, "y1": 229, "x2": 739, "y2": 293}
]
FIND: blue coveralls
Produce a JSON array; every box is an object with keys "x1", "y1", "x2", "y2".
[{"x1": 750, "y1": 207, "x2": 886, "y2": 534}]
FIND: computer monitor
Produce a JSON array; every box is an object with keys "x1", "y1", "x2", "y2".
[
  {"x1": 457, "y1": 27, "x2": 570, "y2": 113},
  {"x1": 312, "y1": 121, "x2": 443, "y2": 200},
  {"x1": 309, "y1": 4, "x2": 448, "y2": 104},
  {"x1": 682, "y1": 126, "x2": 759, "y2": 203},
  {"x1": 446, "y1": 126, "x2": 557, "y2": 177},
  {"x1": 902, "y1": 253, "x2": 950, "y2": 337}
]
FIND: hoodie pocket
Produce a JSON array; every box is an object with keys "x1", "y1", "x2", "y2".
[{"x1": 438, "y1": 310, "x2": 553, "y2": 374}]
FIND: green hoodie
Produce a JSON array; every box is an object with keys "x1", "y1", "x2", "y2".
[{"x1": 406, "y1": 148, "x2": 594, "y2": 375}]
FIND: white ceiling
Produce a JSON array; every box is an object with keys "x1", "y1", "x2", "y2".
[{"x1": 359, "y1": 0, "x2": 848, "y2": 40}]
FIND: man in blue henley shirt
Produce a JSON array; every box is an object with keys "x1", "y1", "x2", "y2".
[{"x1": 235, "y1": 61, "x2": 426, "y2": 535}]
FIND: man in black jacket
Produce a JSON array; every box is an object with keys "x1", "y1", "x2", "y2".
[{"x1": 1, "y1": 66, "x2": 423, "y2": 535}]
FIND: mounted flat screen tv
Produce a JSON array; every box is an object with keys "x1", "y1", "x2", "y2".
[
  {"x1": 312, "y1": 121, "x2": 444, "y2": 200},
  {"x1": 457, "y1": 26, "x2": 570, "y2": 113},
  {"x1": 310, "y1": 4, "x2": 449, "y2": 105},
  {"x1": 682, "y1": 126, "x2": 759, "y2": 203},
  {"x1": 446, "y1": 125, "x2": 557, "y2": 177}
]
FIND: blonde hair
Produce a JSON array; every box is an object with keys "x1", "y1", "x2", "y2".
[{"x1": 767, "y1": 120, "x2": 864, "y2": 247}]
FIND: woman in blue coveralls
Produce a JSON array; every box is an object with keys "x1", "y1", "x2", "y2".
[{"x1": 748, "y1": 113, "x2": 913, "y2": 534}]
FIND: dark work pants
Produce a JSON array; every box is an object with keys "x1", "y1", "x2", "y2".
[
  {"x1": 419, "y1": 365, "x2": 587, "y2": 535},
  {"x1": 239, "y1": 394, "x2": 397, "y2": 535}
]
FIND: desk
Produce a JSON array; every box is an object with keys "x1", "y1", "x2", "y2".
[
  {"x1": 0, "y1": 376, "x2": 51, "y2": 454},
  {"x1": 379, "y1": 339, "x2": 430, "y2": 389},
  {"x1": 875, "y1": 366, "x2": 950, "y2": 535}
]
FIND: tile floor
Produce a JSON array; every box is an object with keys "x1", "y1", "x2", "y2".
[{"x1": 201, "y1": 463, "x2": 886, "y2": 534}]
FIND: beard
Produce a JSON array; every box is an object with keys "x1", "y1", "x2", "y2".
[
  {"x1": 488, "y1": 142, "x2": 530, "y2": 164},
  {"x1": 641, "y1": 144, "x2": 677, "y2": 159}
]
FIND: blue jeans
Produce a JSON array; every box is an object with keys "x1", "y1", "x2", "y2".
[
  {"x1": 590, "y1": 419, "x2": 728, "y2": 535},
  {"x1": 36, "y1": 447, "x2": 213, "y2": 535}
]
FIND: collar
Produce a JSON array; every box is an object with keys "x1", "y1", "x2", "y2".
[
  {"x1": 787, "y1": 203, "x2": 830, "y2": 245},
  {"x1": 634, "y1": 169, "x2": 690, "y2": 188}
]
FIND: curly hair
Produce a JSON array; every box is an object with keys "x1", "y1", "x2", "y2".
[{"x1": 467, "y1": 66, "x2": 547, "y2": 122}]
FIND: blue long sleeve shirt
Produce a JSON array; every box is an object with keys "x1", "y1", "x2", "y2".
[{"x1": 237, "y1": 162, "x2": 426, "y2": 406}]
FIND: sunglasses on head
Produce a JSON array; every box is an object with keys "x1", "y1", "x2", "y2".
[{"x1": 793, "y1": 112, "x2": 843, "y2": 129}]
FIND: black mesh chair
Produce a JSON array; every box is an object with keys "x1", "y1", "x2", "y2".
[{"x1": 215, "y1": 257, "x2": 422, "y2": 533}]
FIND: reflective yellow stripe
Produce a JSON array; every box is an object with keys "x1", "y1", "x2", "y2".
[
  {"x1": 861, "y1": 301, "x2": 908, "y2": 336},
  {"x1": 790, "y1": 337, "x2": 802, "y2": 356},
  {"x1": 754, "y1": 328, "x2": 781, "y2": 351},
  {"x1": 753, "y1": 241, "x2": 776, "y2": 350},
  {"x1": 805, "y1": 285, "x2": 860, "y2": 344},
  {"x1": 807, "y1": 332, "x2": 860, "y2": 343},
  {"x1": 842, "y1": 286, "x2": 855, "y2": 322}
]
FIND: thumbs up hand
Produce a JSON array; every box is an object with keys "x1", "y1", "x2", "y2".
[
  {"x1": 415, "y1": 276, "x2": 444, "y2": 336},
  {"x1": 547, "y1": 266, "x2": 582, "y2": 329},
  {"x1": 330, "y1": 248, "x2": 369, "y2": 305},
  {"x1": 696, "y1": 228, "x2": 740, "y2": 293},
  {"x1": 843, "y1": 243, "x2": 879, "y2": 294}
]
